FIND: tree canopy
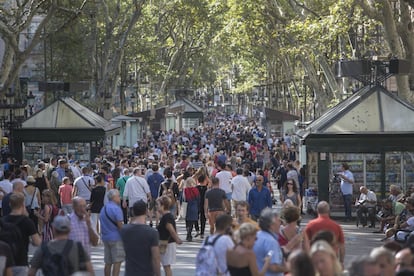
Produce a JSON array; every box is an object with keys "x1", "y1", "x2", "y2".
[{"x1": 1, "y1": 0, "x2": 413, "y2": 116}]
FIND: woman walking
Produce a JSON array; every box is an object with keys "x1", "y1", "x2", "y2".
[
  {"x1": 24, "y1": 176, "x2": 41, "y2": 231},
  {"x1": 183, "y1": 177, "x2": 200, "y2": 241},
  {"x1": 90, "y1": 173, "x2": 107, "y2": 235},
  {"x1": 34, "y1": 189, "x2": 56, "y2": 241},
  {"x1": 157, "y1": 195, "x2": 183, "y2": 276},
  {"x1": 280, "y1": 179, "x2": 302, "y2": 208},
  {"x1": 227, "y1": 222, "x2": 270, "y2": 276}
]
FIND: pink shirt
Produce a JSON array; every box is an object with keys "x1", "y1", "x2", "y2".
[{"x1": 58, "y1": 184, "x2": 73, "y2": 205}]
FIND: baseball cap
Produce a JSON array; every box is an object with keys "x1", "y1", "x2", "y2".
[{"x1": 52, "y1": 215, "x2": 71, "y2": 232}]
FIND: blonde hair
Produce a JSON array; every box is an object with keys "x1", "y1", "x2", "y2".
[
  {"x1": 234, "y1": 222, "x2": 257, "y2": 243},
  {"x1": 310, "y1": 240, "x2": 342, "y2": 276},
  {"x1": 185, "y1": 177, "x2": 196, "y2": 188}
]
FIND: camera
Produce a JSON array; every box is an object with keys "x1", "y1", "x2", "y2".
[{"x1": 332, "y1": 174, "x2": 341, "y2": 183}]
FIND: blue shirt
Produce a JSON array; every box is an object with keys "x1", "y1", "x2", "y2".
[
  {"x1": 248, "y1": 186, "x2": 272, "y2": 216},
  {"x1": 56, "y1": 167, "x2": 66, "y2": 182},
  {"x1": 340, "y1": 170, "x2": 354, "y2": 195},
  {"x1": 147, "y1": 172, "x2": 164, "y2": 199},
  {"x1": 99, "y1": 201, "x2": 123, "y2": 242},
  {"x1": 253, "y1": 230, "x2": 284, "y2": 276}
]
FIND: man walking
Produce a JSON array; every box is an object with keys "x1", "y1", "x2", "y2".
[
  {"x1": 304, "y1": 201, "x2": 345, "y2": 266},
  {"x1": 73, "y1": 167, "x2": 95, "y2": 203},
  {"x1": 120, "y1": 200, "x2": 161, "y2": 276},
  {"x1": 28, "y1": 215, "x2": 94, "y2": 275},
  {"x1": 231, "y1": 168, "x2": 251, "y2": 211},
  {"x1": 253, "y1": 208, "x2": 288, "y2": 275},
  {"x1": 122, "y1": 167, "x2": 152, "y2": 214},
  {"x1": 204, "y1": 177, "x2": 228, "y2": 234},
  {"x1": 116, "y1": 168, "x2": 131, "y2": 224},
  {"x1": 248, "y1": 175, "x2": 272, "y2": 221},
  {"x1": 68, "y1": 196, "x2": 99, "y2": 256},
  {"x1": 2, "y1": 192, "x2": 41, "y2": 276},
  {"x1": 100, "y1": 189, "x2": 125, "y2": 276},
  {"x1": 147, "y1": 164, "x2": 164, "y2": 227}
]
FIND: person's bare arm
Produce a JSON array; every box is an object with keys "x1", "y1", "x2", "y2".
[
  {"x1": 297, "y1": 194, "x2": 302, "y2": 208},
  {"x1": 248, "y1": 251, "x2": 270, "y2": 276},
  {"x1": 151, "y1": 246, "x2": 161, "y2": 276},
  {"x1": 204, "y1": 198, "x2": 209, "y2": 216},
  {"x1": 72, "y1": 185, "x2": 78, "y2": 198},
  {"x1": 85, "y1": 261, "x2": 95, "y2": 275},
  {"x1": 339, "y1": 243, "x2": 345, "y2": 266},
  {"x1": 117, "y1": 221, "x2": 123, "y2": 229},
  {"x1": 223, "y1": 199, "x2": 230, "y2": 212},
  {"x1": 31, "y1": 233, "x2": 41, "y2": 246},
  {"x1": 268, "y1": 263, "x2": 289, "y2": 273},
  {"x1": 166, "y1": 223, "x2": 182, "y2": 244}
]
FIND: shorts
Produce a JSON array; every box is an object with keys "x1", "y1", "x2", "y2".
[
  {"x1": 104, "y1": 240, "x2": 125, "y2": 264},
  {"x1": 149, "y1": 199, "x2": 157, "y2": 211},
  {"x1": 160, "y1": 242, "x2": 176, "y2": 266}
]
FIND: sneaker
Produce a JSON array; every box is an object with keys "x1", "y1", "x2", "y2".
[
  {"x1": 195, "y1": 232, "x2": 200, "y2": 237},
  {"x1": 149, "y1": 222, "x2": 153, "y2": 228},
  {"x1": 200, "y1": 234, "x2": 204, "y2": 239}
]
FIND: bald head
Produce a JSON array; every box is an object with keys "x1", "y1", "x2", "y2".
[
  {"x1": 12, "y1": 181, "x2": 24, "y2": 192},
  {"x1": 317, "y1": 201, "x2": 330, "y2": 215}
]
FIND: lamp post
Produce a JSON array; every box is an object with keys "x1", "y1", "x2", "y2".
[{"x1": 0, "y1": 89, "x2": 27, "y2": 157}]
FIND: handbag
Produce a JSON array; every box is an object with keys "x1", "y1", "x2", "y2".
[
  {"x1": 26, "y1": 188, "x2": 36, "y2": 214},
  {"x1": 159, "y1": 240, "x2": 168, "y2": 254},
  {"x1": 180, "y1": 202, "x2": 188, "y2": 219},
  {"x1": 180, "y1": 188, "x2": 188, "y2": 219}
]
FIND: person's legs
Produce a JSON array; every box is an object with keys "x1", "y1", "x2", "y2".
[
  {"x1": 121, "y1": 199, "x2": 128, "y2": 224},
  {"x1": 368, "y1": 207, "x2": 376, "y2": 227},
  {"x1": 187, "y1": 221, "x2": 194, "y2": 241},
  {"x1": 200, "y1": 209, "x2": 206, "y2": 237},
  {"x1": 343, "y1": 194, "x2": 352, "y2": 220},
  {"x1": 164, "y1": 265, "x2": 172, "y2": 276},
  {"x1": 112, "y1": 262, "x2": 122, "y2": 276},
  {"x1": 208, "y1": 211, "x2": 222, "y2": 234},
  {"x1": 104, "y1": 264, "x2": 112, "y2": 276}
]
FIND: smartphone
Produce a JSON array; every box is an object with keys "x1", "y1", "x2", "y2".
[{"x1": 267, "y1": 250, "x2": 274, "y2": 257}]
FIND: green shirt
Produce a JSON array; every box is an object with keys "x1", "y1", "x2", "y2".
[
  {"x1": 394, "y1": 201, "x2": 405, "y2": 216},
  {"x1": 116, "y1": 176, "x2": 130, "y2": 197}
]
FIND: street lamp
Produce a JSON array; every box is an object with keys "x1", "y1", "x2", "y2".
[
  {"x1": 27, "y1": 91, "x2": 35, "y2": 116},
  {"x1": 0, "y1": 89, "x2": 27, "y2": 156},
  {"x1": 130, "y1": 93, "x2": 136, "y2": 114}
]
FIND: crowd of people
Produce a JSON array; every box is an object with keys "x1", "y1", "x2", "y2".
[{"x1": 0, "y1": 115, "x2": 411, "y2": 276}]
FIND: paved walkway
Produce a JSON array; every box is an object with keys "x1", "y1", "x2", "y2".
[{"x1": 28, "y1": 207, "x2": 385, "y2": 275}]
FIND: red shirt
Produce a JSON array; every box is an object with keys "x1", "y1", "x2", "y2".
[
  {"x1": 58, "y1": 184, "x2": 73, "y2": 205},
  {"x1": 304, "y1": 214, "x2": 345, "y2": 245}
]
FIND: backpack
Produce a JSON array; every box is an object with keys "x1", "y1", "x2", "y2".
[
  {"x1": 0, "y1": 216, "x2": 25, "y2": 261},
  {"x1": 41, "y1": 239, "x2": 75, "y2": 276},
  {"x1": 195, "y1": 234, "x2": 223, "y2": 276}
]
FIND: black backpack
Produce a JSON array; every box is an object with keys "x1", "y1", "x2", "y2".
[
  {"x1": 0, "y1": 216, "x2": 25, "y2": 261},
  {"x1": 41, "y1": 240, "x2": 75, "y2": 276}
]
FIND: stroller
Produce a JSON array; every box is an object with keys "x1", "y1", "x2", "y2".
[{"x1": 305, "y1": 188, "x2": 318, "y2": 217}]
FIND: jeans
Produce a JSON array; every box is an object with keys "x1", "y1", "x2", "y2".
[
  {"x1": 357, "y1": 205, "x2": 376, "y2": 226},
  {"x1": 343, "y1": 194, "x2": 353, "y2": 219}
]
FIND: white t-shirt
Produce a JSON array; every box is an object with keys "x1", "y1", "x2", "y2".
[
  {"x1": 231, "y1": 175, "x2": 251, "y2": 201},
  {"x1": 123, "y1": 176, "x2": 150, "y2": 206},
  {"x1": 73, "y1": 175, "x2": 94, "y2": 201},
  {"x1": 204, "y1": 234, "x2": 234, "y2": 276},
  {"x1": 0, "y1": 179, "x2": 12, "y2": 205},
  {"x1": 216, "y1": 170, "x2": 233, "y2": 194}
]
